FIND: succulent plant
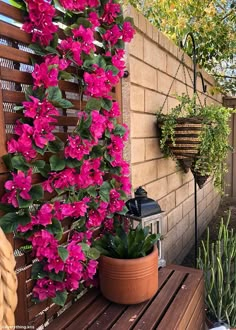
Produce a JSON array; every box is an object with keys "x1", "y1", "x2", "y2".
[{"x1": 197, "y1": 211, "x2": 236, "y2": 327}]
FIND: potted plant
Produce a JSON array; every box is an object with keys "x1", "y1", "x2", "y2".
[
  {"x1": 156, "y1": 94, "x2": 234, "y2": 191},
  {"x1": 197, "y1": 211, "x2": 236, "y2": 329},
  {"x1": 93, "y1": 217, "x2": 160, "y2": 304}
]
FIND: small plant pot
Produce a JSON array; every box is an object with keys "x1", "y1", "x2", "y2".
[
  {"x1": 98, "y1": 245, "x2": 158, "y2": 305},
  {"x1": 206, "y1": 316, "x2": 236, "y2": 330}
]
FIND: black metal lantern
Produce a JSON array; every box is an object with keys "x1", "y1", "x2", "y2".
[{"x1": 126, "y1": 187, "x2": 162, "y2": 217}]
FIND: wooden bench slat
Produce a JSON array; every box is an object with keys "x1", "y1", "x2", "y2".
[
  {"x1": 45, "y1": 289, "x2": 101, "y2": 330},
  {"x1": 186, "y1": 294, "x2": 205, "y2": 330},
  {"x1": 111, "y1": 267, "x2": 173, "y2": 330},
  {"x1": 157, "y1": 272, "x2": 203, "y2": 330},
  {"x1": 66, "y1": 295, "x2": 110, "y2": 330},
  {"x1": 132, "y1": 270, "x2": 186, "y2": 330},
  {"x1": 88, "y1": 303, "x2": 127, "y2": 330}
]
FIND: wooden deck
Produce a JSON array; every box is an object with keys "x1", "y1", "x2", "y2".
[{"x1": 46, "y1": 265, "x2": 204, "y2": 330}]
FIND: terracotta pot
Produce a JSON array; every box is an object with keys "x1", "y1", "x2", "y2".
[{"x1": 99, "y1": 245, "x2": 158, "y2": 305}]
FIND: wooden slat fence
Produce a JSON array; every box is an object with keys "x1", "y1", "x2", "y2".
[{"x1": 0, "y1": 1, "x2": 122, "y2": 327}]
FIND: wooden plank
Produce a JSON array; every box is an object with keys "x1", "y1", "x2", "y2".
[
  {"x1": 132, "y1": 270, "x2": 186, "y2": 330},
  {"x1": 178, "y1": 275, "x2": 204, "y2": 329},
  {"x1": 157, "y1": 272, "x2": 203, "y2": 330},
  {"x1": 0, "y1": 20, "x2": 31, "y2": 44},
  {"x1": 186, "y1": 293, "x2": 205, "y2": 330},
  {"x1": 28, "y1": 299, "x2": 49, "y2": 321},
  {"x1": 0, "y1": 68, "x2": 7, "y2": 173},
  {"x1": 0, "y1": 67, "x2": 33, "y2": 85},
  {"x1": 66, "y1": 295, "x2": 110, "y2": 330},
  {"x1": 88, "y1": 303, "x2": 127, "y2": 330},
  {"x1": 28, "y1": 312, "x2": 46, "y2": 329},
  {"x1": 111, "y1": 267, "x2": 173, "y2": 330},
  {"x1": 0, "y1": 44, "x2": 34, "y2": 65},
  {"x1": 0, "y1": 1, "x2": 24, "y2": 23},
  {"x1": 45, "y1": 289, "x2": 100, "y2": 330},
  {"x1": 15, "y1": 269, "x2": 29, "y2": 326},
  {"x1": 2, "y1": 90, "x2": 26, "y2": 103}
]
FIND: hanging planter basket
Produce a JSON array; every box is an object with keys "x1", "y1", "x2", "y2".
[
  {"x1": 159, "y1": 117, "x2": 203, "y2": 172},
  {"x1": 191, "y1": 169, "x2": 209, "y2": 189}
]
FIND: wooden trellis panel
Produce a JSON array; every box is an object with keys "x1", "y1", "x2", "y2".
[{"x1": 0, "y1": 1, "x2": 122, "y2": 327}]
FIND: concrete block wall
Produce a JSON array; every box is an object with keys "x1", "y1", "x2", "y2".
[{"x1": 122, "y1": 7, "x2": 222, "y2": 264}]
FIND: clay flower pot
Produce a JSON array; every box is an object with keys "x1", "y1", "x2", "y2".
[{"x1": 99, "y1": 245, "x2": 158, "y2": 305}]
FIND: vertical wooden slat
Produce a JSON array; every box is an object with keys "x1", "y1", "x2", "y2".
[
  {"x1": 0, "y1": 68, "x2": 7, "y2": 173},
  {"x1": 233, "y1": 114, "x2": 236, "y2": 197},
  {"x1": 15, "y1": 270, "x2": 29, "y2": 326}
]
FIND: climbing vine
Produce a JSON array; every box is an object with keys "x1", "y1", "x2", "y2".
[{"x1": 1, "y1": 0, "x2": 135, "y2": 306}]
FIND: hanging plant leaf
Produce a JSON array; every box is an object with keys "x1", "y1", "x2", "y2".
[
  {"x1": 58, "y1": 246, "x2": 69, "y2": 261},
  {"x1": 31, "y1": 262, "x2": 48, "y2": 280},
  {"x1": 29, "y1": 185, "x2": 44, "y2": 201},
  {"x1": 48, "y1": 137, "x2": 64, "y2": 153},
  {"x1": 2, "y1": 154, "x2": 13, "y2": 171},
  {"x1": 49, "y1": 271, "x2": 65, "y2": 282},
  {"x1": 86, "y1": 247, "x2": 100, "y2": 260},
  {"x1": 52, "y1": 291, "x2": 68, "y2": 306},
  {"x1": 49, "y1": 155, "x2": 66, "y2": 171},
  {"x1": 0, "y1": 212, "x2": 31, "y2": 233},
  {"x1": 101, "y1": 98, "x2": 112, "y2": 111},
  {"x1": 17, "y1": 196, "x2": 32, "y2": 209},
  {"x1": 86, "y1": 98, "x2": 102, "y2": 111},
  {"x1": 47, "y1": 218, "x2": 63, "y2": 240},
  {"x1": 12, "y1": 155, "x2": 30, "y2": 171},
  {"x1": 76, "y1": 17, "x2": 92, "y2": 28},
  {"x1": 99, "y1": 181, "x2": 112, "y2": 202},
  {"x1": 0, "y1": 203, "x2": 16, "y2": 213},
  {"x1": 29, "y1": 44, "x2": 48, "y2": 56},
  {"x1": 113, "y1": 124, "x2": 126, "y2": 137}
]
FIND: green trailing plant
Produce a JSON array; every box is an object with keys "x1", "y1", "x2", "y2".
[
  {"x1": 156, "y1": 94, "x2": 234, "y2": 192},
  {"x1": 93, "y1": 218, "x2": 160, "y2": 259},
  {"x1": 197, "y1": 211, "x2": 236, "y2": 328}
]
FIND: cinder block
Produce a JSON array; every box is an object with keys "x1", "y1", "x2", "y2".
[
  {"x1": 132, "y1": 160, "x2": 157, "y2": 188},
  {"x1": 168, "y1": 204, "x2": 183, "y2": 231},
  {"x1": 158, "y1": 71, "x2": 176, "y2": 95},
  {"x1": 144, "y1": 39, "x2": 160, "y2": 69},
  {"x1": 129, "y1": 32, "x2": 144, "y2": 60},
  {"x1": 146, "y1": 177, "x2": 168, "y2": 200},
  {"x1": 129, "y1": 6, "x2": 139, "y2": 27},
  {"x1": 138, "y1": 12, "x2": 147, "y2": 33},
  {"x1": 130, "y1": 112, "x2": 157, "y2": 138},
  {"x1": 146, "y1": 21, "x2": 153, "y2": 39},
  {"x1": 145, "y1": 90, "x2": 167, "y2": 114},
  {"x1": 176, "y1": 183, "x2": 189, "y2": 206},
  {"x1": 131, "y1": 138, "x2": 145, "y2": 164},
  {"x1": 159, "y1": 191, "x2": 176, "y2": 214},
  {"x1": 145, "y1": 138, "x2": 162, "y2": 160},
  {"x1": 167, "y1": 172, "x2": 183, "y2": 193},
  {"x1": 183, "y1": 195, "x2": 194, "y2": 217},
  {"x1": 176, "y1": 215, "x2": 189, "y2": 240},
  {"x1": 157, "y1": 158, "x2": 176, "y2": 178},
  {"x1": 188, "y1": 180, "x2": 194, "y2": 196},
  {"x1": 152, "y1": 27, "x2": 159, "y2": 44},
  {"x1": 130, "y1": 57, "x2": 157, "y2": 90},
  {"x1": 130, "y1": 85, "x2": 145, "y2": 112}
]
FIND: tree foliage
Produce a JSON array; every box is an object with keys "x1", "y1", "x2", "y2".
[{"x1": 126, "y1": 0, "x2": 236, "y2": 95}]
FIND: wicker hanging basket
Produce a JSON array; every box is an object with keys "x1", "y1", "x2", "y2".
[{"x1": 160, "y1": 117, "x2": 203, "y2": 172}]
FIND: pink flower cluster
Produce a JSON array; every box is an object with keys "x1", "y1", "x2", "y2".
[
  {"x1": 23, "y1": 0, "x2": 58, "y2": 46},
  {"x1": 3, "y1": 0, "x2": 135, "y2": 304}
]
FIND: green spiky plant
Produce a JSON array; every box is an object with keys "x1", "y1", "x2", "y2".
[
  {"x1": 93, "y1": 218, "x2": 160, "y2": 259},
  {"x1": 197, "y1": 211, "x2": 236, "y2": 328}
]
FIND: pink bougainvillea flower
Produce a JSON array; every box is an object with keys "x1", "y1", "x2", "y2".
[
  {"x1": 72, "y1": 26, "x2": 95, "y2": 54},
  {"x1": 32, "y1": 279, "x2": 58, "y2": 301},
  {"x1": 32, "y1": 204, "x2": 53, "y2": 227},
  {"x1": 45, "y1": 256, "x2": 65, "y2": 274},
  {"x1": 23, "y1": 0, "x2": 57, "y2": 46},
  {"x1": 64, "y1": 135, "x2": 93, "y2": 160},
  {"x1": 31, "y1": 230, "x2": 58, "y2": 261},
  {"x1": 32, "y1": 62, "x2": 58, "y2": 89},
  {"x1": 90, "y1": 111, "x2": 106, "y2": 141},
  {"x1": 3, "y1": 169, "x2": 32, "y2": 204},
  {"x1": 112, "y1": 49, "x2": 126, "y2": 77},
  {"x1": 83, "y1": 259, "x2": 98, "y2": 280},
  {"x1": 103, "y1": 25, "x2": 122, "y2": 46},
  {"x1": 102, "y1": 0, "x2": 121, "y2": 24},
  {"x1": 122, "y1": 21, "x2": 136, "y2": 42}
]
